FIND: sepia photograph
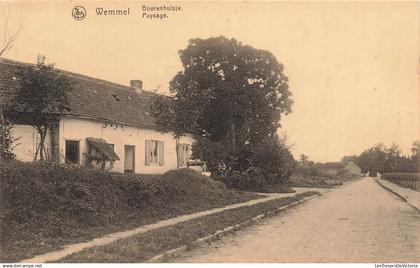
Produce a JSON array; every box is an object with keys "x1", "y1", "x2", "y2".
[{"x1": 0, "y1": 0, "x2": 419, "y2": 266}]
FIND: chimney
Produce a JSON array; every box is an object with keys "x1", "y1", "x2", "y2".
[
  {"x1": 130, "y1": 80, "x2": 143, "y2": 93},
  {"x1": 37, "y1": 54, "x2": 46, "y2": 65}
]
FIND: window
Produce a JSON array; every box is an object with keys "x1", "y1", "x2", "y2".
[
  {"x1": 178, "y1": 144, "x2": 191, "y2": 167},
  {"x1": 65, "y1": 140, "x2": 80, "y2": 164},
  {"x1": 145, "y1": 140, "x2": 164, "y2": 165}
]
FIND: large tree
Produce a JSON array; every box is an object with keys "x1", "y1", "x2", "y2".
[
  {"x1": 150, "y1": 94, "x2": 194, "y2": 169},
  {"x1": 356, "y1": 142, "x2": 419, "y2": 174},
  {"x1": 156, "y1": 36, "x2": 293, "y2": 153},
  {"x1": 411, "y1": 140, "x2": 420, "y2": 169},
  {"x1": 383, "y1": 143, "x2": 402, "y2": 173},
  {"x1": 0, "y1": 4, "x2": 22, "y2": 57},
  {"x1": 357, "y1": 143, "x2": 387, "y2": 174},
  {"x1": 8, "y1": 59, "x2": 73, "y2": 161}
]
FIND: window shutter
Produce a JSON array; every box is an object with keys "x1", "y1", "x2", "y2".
[
  {"x1": 158, "y1": 141, "x2": 164, "y2": 166},
  {"x1": 145, "y1": 140, "x2": 151, "y2": 165},
  {"x1": 185, "y1": 145, "x2": 190, "y2": 161},
  {"x1": 178, "y1": 144, "x2": 184, "y2": 167}
]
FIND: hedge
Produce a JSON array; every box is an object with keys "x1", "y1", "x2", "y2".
[{"x1": 381, "y1": 172, "x2": 420, "y2": 181}]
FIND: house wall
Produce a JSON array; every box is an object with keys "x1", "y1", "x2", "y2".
[
  {"x1": 344, "y1": 162, "x2": 362, "y2": 175},
  {"x1": 10, "y1": 125, "x2": 52, "y2": 162},
  {"x1": 58, "y1": 117, "x2": 195, "y2": 174}
]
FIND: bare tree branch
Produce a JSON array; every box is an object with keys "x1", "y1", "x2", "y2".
[{"x1": 0, "y1": 5, "x2": 22, "y2": 57}]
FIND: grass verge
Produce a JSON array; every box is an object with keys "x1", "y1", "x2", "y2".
[
  {"x1": 0, "y1": 160, "x2": 262, "y2": 262},
  {"x1": 57, "y1": 191, "x2": 320, "y2": 263},
  {"x1": 288, "y1": 176, "x2": 333, "y2": 188}
]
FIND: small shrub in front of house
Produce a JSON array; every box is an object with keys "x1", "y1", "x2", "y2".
[
  {"x1": 0, "y1": 118, "x2": 16, "y2": 159},
  {"x1": 191, "y1": 136, "x2": 227, "y2": 175},
  {"x1": 219, "y1": 168, "x2": 266, "y2": 191},
  {"x1": 206, "y1": 136, "x2": 296, "y2": 193}
]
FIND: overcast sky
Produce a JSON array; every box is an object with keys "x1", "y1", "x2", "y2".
[{"x1": 2, "y1": 1, "x2": 419, "y2": 162}]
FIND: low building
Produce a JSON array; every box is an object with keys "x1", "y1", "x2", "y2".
[
  {"x1": 0, "y1": 58, "x2": 194, "y2": 174},
  {"x1": 323, "y1": 161, "x2": 361, "y2": 176},
  {"x1": 343, "y1": 161, "x2": 362, "y2": 175}
]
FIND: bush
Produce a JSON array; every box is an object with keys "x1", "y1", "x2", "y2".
[
  {"x1": 192, "y1": 135, "x2": 295, "y2": 192},
  {"x1": 214, "y1": 136, "x2": 296, "y2": 192},
  {"x1": 217, "y1": 169, "x2": 265, "y2": 191},
  {"x1": 252, "y1": 137, "x2": 296, "y2": 182},
  {"x1": 293, "y1": 162, "x2": 322, "y2": 177},
  {"x1": 0, "y1": 119, "x2": 16, "y2": 159},
  {"x1": 382, "y1": 172, "x2": 420, "y2": 181},
  {"x1": 288, "y1": 176, "x2": 330, "y2": 188},
  {"x1": 221, "y1": 137, "x2": 296, "y2": 183},
  {"x1": 216, "y1": 169, "x2": 295, "y2": 193},
  {"x1": 334, "y1": 168, "x2": 359, "y2": 180},
  {"x1": 191, "y1": 137, "x2": 227, "y2": 174},
  {"x1": 382, "y1": 172, "x2": 420, "y2": 191}
]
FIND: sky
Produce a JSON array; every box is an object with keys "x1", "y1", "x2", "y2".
[{"x1": 1, "y1": 1, "x2": 419, "y2": 162}]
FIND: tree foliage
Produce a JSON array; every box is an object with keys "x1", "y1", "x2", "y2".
[
  {"x1": 411, "y1": 141, "x2": 420, "y2": 168},
  {"x1": 0, "y1": 117, "x2": 16, "y2": 159},
  {"x1": 201, "y1": 134, "x2": 296, "y2": 191},
  {"x1": 7, "y1": 60, "x2": 73, "y2": 161},
  {"x1": 193, "y1": 134, "x2": 296, "y2": 184},
  {"x1": 250, "y1": 135, "x2": 296, "y2": 180},
  {"x1": 190, "y1": 136, "x2": 227, "y2": 173},
  {"x1": 340, "y1": 155, "x2": 359, "y2": 164},
  {"x1": 151, "y1": 37, "x2": 295, "y2": 189},
  {"x1": 150, "y1": 94, "x2": 195, "y2": 168},
  {"x1": 357, "y1": 142, "x2": 418, "y2": 174},
  {"x1": 154, "y1": 36, "x2": 293, "y2": 153}
]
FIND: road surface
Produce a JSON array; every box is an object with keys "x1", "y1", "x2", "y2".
[{"x1": 172, "y1": 178, "x2": 420, "y2": 263}]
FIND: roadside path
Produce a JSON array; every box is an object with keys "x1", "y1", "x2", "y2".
[
  {"x1": 20, "y1": 187, "x2": 324, "y2": 263},
  {"x1": 173, "y1": 178, "x2": 420, "y2": 263},
  {"x1": 376, "y1": 178, "x2": 420, "y2": 210}
]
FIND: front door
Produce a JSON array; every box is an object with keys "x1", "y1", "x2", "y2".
[
  {"x1": 65, "y1": 140, "x2": 80, "y2": 164},
  {"x1": 124, "y1": 145, "x2": 135, "y2": 173}
]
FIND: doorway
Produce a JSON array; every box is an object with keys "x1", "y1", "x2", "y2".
[
  {"x1": 124, "y1": 145, "x2": 135, "y2": 173},
  {"x1": 65, "y1": 140, "x2": 80, "y2": 164}
]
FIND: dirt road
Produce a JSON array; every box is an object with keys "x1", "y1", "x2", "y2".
[{"x1": 173, "y1": 178, "x2": 420, "y2": 263}]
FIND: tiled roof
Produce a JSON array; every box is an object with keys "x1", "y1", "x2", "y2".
[
  {"x1": 0, "y1": 58, "x2": 157, "y2": 128},
  {"x1": 323, "y1": 162, "x2": 346, "y2": 169}
]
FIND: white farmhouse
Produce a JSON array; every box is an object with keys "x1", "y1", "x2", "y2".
[{"x1": 0, "y1": 58, "x2": 194, "y2": 174}]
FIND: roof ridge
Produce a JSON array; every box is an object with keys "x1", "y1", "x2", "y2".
[
  {"x1": 0, "y1": 56, "x2": 161, "y2": 128},
  {"x1": 0, "y1": 57, "x2": 159, "y2": 96}
]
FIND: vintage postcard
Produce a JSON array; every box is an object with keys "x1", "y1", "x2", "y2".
[{"x1": 0, "y1": 0, "x2": 419, "y2": 266}]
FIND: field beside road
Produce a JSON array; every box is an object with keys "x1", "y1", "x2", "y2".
[{"x1": 288, "y1": 161, "x2": 361, "y2": 188}]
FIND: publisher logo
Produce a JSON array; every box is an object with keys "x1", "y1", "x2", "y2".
[{"x1": 72, "y1": 6, "x2": 86, "y2": 20}]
